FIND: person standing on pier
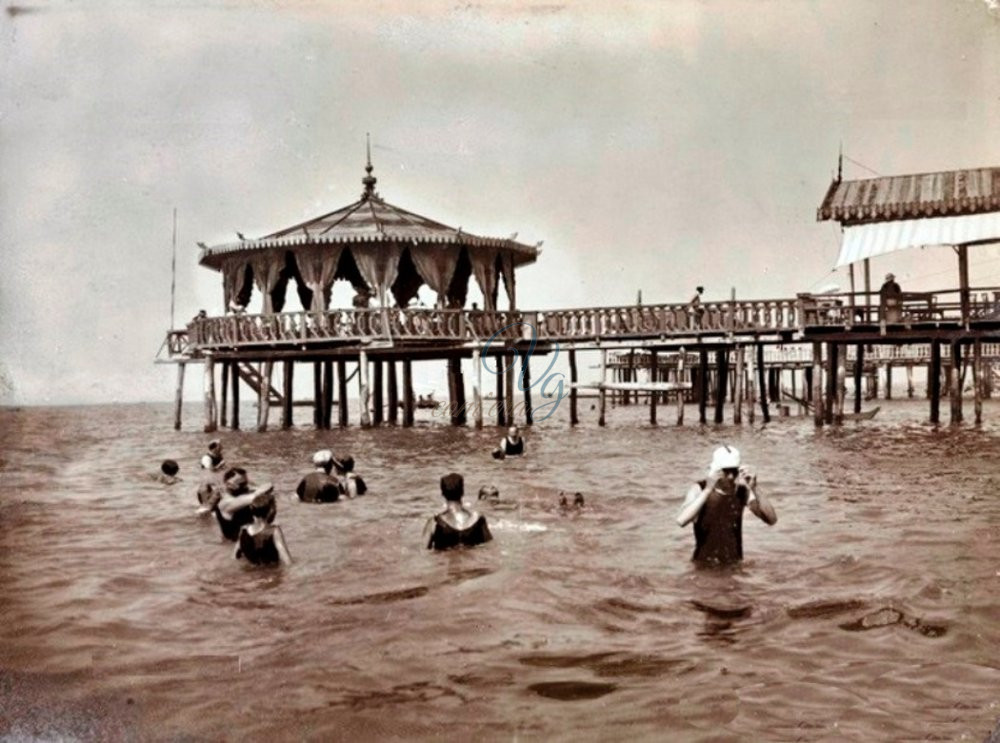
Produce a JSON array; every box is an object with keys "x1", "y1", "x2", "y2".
[
  {"x1": 879, "y1": 273, "x2": 903, "y2": 323},
  {"x1": 688, "y1": 286, "x2": 705, "y2": 329},
  {"x1": 676, "y1": 445, "x2": 777, "y2": 565}
]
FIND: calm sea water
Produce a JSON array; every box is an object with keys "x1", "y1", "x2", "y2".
[{"x1": 1, "y1": 400, "x2": 999, "y2": 741}]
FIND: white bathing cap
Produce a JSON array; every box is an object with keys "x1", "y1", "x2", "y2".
[
  {"x1": 709, "y1": 445, "x2": 741, "y2": 473},
  {"x1": 312, "y1": 449, "x2": 333, "y2": 466}
]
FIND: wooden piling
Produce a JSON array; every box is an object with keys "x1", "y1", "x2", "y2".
[
  {"x1": 757, "y1": 343, "x2": 770, "y2": 423},
  {"x1": 929, "y1": 341, "x2": 941, "y2": 424},
  {"x1": 950, "y1": 342, "x2": 963, "y2": 424},
  {"x1": 649, "y1": 350, "x2": 658, "y2": 425},
  {"x1": 714, "y1": 348, "x2": 728, "y2": 424},
  {"x1": 824, "y1": 343, "x2": 837, "y2": 425},
  {"x1": 387, "y1": 361, "x2": 399, "y2": 425},
  {"x1": 812, "y1": 342, "x2": 823, "y2": 427},
  {"x1": 447, "y1": 357, "x2": 462, "y2": 426},
  {"x1": 676, "y1": 348, "x2": 686, "y2": 425},
  {"x1": 173, "y1": 362, "x2": 185, "y2": 431},
  {"x1": 853, "y1": 345, "x2": 863, "y2": 414},
  {"x1": 496, "y1": 354, "x2": 506, "y2": 426},
  {"x1": 472, "y1": 348, "x2": 483, "y2": 429},
  {"x1": 313, "y1": 362, "x2": 323, "y2": 428},
  {"x1": 257, "y1": 360, "x2": 273, "y2": 432},
  {"x1": 231, "y1": 362, "x2": 240, "y2": 430},
  {"x1": 906, "y1": 364, "x2": 914, "y2": 398},
  {"x1": 373, "y1": 360, "x2": 384, "y2": 426},
  {"x1": 358, "y1": 351, "x2": 371, "y2": 427},
  {"x1": 522, "y1": 354, "x2": 533, "y2": 426},
  {"x1": 220, "y1": 361, "x2": 229, "y2": 428},
  {"x1": 599, "y1": 348, "x2": 608, "y2": 427},
  {"x1": 747, "y1": 343, "x2": 756, "y2": 424},
  {"x1": 698, "y1": 349, "x2": 708, "y2": 424},
  {"x1": 974, "y1": 340, "x2": 983, "y2": 424},
  {"x1": 733, "y1": 345, "x2": 744, "y2": 424},
  {"x1": 505, "y1": 353, "x2": 516, "y2": 426},
  {"x1": 885, "y1": 363, "x2": 893, "y2": 400},
  {"x1": 402, "y1": 359, "x2": 414, "y2": 427},
  {"x1": 836, "y1": 345, "x2": 846, "y2": 423},
  {"x1": 569, "y1": 348, "x2": 579, "y2": 426},
  {"x1": 204, "y1": 356, "x2": 217, "y2": 433},
  {"x1": 282, "y1": 360, "x2": 294, "y2": 429},
  {"x1": 337, "y1": 360, "x2": 349, "y2": 427},
  {"x1": 323, "y1": 360, "x2": 334, "y2": 429}
]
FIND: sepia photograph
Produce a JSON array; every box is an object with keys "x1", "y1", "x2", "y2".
[{"x1": 2, "y1": 1, "x2": 1000, "y2": 740}]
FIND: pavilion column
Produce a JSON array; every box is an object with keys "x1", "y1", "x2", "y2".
[
  {"x1": 203, "y1": 356, "x2": 217, "y2": 433},
  {"x1": 402, "y1": 359, "x2": 414, "y2": 427},
  {"x1": 387, "y1": 361, "x2": 399, "y2": 425},
  {"x1": 281, "y1": 360, "x2": 294, "y2": 429},
  {"x1": 958, "y1": 244, "x2": 970, "y2": 326},
  {"x1": 338, "y1": 360, "x2": 349, "y2": 427},
  {"x1": 174, "y1": 362, "x2": 186, "y2": 431}
]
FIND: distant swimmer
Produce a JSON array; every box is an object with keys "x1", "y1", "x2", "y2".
[
  {"x1": 152, "y1": 459, "x2": 181, "y2": 485},
  {"x1": 676, "y1": 445, "x2": 777, "y2": 565},
  {"x1": 235, "y1": 491, "x2": 292, "y2": 566},
  {"x1": 207, "y1": 467, "x2": 273, "y2": 542},
  {"x1": 424, "y1": 473, "x2": 493, "y2": 551},
  {"x1": 296, "y1": 450, "x2": 340, "y2": 503},
  {"x1": 492, "y1": 425, "x2": 525, "y2": 459},
  {"x1": 333, "y1": 455, "x2": 367, "y2": 498},
  {"x1": 559, "y1": 491, "x2": 585, "y2": 511},
  {"x1": 478, "y1": 485, "x2": 500, "y2": 504}
]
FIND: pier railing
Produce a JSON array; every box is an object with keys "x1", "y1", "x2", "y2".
[{"x1": 167, "y1": 288, "x2": 1000, "y2": 358}]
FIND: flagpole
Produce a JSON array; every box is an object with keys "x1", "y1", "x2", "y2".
[{"x1": 170, "y1": 207, "x2": 177, "y2": 330}]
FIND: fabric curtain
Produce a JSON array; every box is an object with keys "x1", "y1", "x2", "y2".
[
  {"x1": 470, "y1": 247, "x2": 499, "y2": 311},
  {"x1": 499, "y1": 250, "x2": 516, "y2": 309},
  {"x1": 222, "y1": 257, "x2": 251, "y2": 308},
  {"x1": 351, "y1": 243, "x2": 403, "y2": 307},
  {"x1": 294, "y1": 246, "x2": 343, "y2": 312},
  {"x1": 250, "y1": 253, "x2": 284, "y2": 315},
  {"x1": 410, "y1": 243, "x2": 460, "y2": 306}
]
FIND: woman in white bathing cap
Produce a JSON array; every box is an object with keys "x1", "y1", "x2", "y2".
[{"x1": 676, "y1": 445, "x2": 777, "y2": 565}]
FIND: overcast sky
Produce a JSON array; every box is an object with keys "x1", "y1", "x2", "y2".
[{"x1": 2, "y1": 0, "x2": 999, "y2": 405}]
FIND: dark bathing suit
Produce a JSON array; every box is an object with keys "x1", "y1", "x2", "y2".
[
  {"x1": 504, "y1": 437, "x2": 524, "y2": 456},
  {"x1": 427, "y1": 514, "x2": 493, "y2": 551},
  {"x1": 237, "y1": 527, "x2": 281, "y2": 565},
  {"x1": 297, "y1": 472, "x2": 340, "y2": 503},
  {"x1": 692, "y1": 478, "x2": 749, "y2": 565},
  {"x1": 214, "y1": 502, "x2": 254, "y2": 541}
]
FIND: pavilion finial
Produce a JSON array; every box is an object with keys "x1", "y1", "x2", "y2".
[{"x1": 362, "y1": 132, "x2": 378, "y2": 199}]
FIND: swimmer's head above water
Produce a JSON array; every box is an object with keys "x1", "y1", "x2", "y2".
[
  {"x1": 478, "y1": 485, "x2": 500, "y2": 502},
  {"x1": 161, "y1": 459, "x2": 179, "y2": 477},
  {"x1": 440, "y1": 473, "x2": 464, "y2": 502}
]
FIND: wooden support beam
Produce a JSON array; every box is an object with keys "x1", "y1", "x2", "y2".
[
  {"x1": 676, "y1": 348, "x2": 686, "y2": 425},
  {"x1": 906, "y1": 364, "x2": 914, "y2": 398},
  {"x1": 387, "y1": 361, "x2": 399, "y2": 424},
  {"x1": 282, "y1": 360, "x2": 294, "y2": 429},
  {"x1": 231, "y1": 362, "x2": 240, "y2": 430},
  {"x1": 522, "y1": 354, "x2": 533, "y2": 426},
  {"x1": 853, "y1": 345, "x2": 863, "y2": 414},
  {"x1": 204, "y1": 357, "x2": 218, "y2": 433},
  {"x1": 569, "y1": 348, "x2": 579, "y2": 426},
  {"x1": 472, "y1": 348, "x2": 483, "y2": 429},
  {"x1": 358, "y1": 351, "x2": 371, "y2": 427},
  {"x1": 323, "y1": 360, "x2": 334, "y2": 429},
  {"x1": 836, "y1": 345, "x2": 846, "y2": 423},
  {"x1": 930, "y1": 341, "x2": 941, "y2": 425},
  {"x1": 599, "y1": 348, "x2": 608, "y2": 427},
  {"x1": 220, "y1": 361, "x2": 229, "y2": 428},
  {"x1": 950, "y1": 342, "x2": 963, "y2": 425},
  {"x1": 447, "y1": 358, "x2": 462, "y2": 426},
  {"x1": 824, "y1": 343, "x2": 837, "y2": 425},
  {"x1": 402, "y1": 359, "x2": 414, "y2": 427},
  {"x1": 885, "y1": 363, "x2": 893, "y2": 400},
  {"x1": 812, "y1": 342, "x2": 824, "y2": 427},
  {"x1": 257, "y1": 360, "x2": 273, "y2": 432},
  {"x1": 649, "y1": 350, "x2": 658, "y2": 425},
  {"x1": 173, "y1": 362, "x2": 185, "y2": 431},
  {"x1": 698, "y1": 349, "x2": 708, "y2": 424},
  {"x1": 337, "y1": 360, "x2": 349, "y2": 427},
  {"x1": 505, "y1": 352, "x2": 515, "y2": 425},
  {"x1": 495, "y1": 354, "x2": 506, "y2": 426},
  {"x1": 313, "y1": 362, "x2": 322, "y2": 428},
  {"x1": 974, "y1": 340, "x2": 983, "y2": 425},
  {"x1": 714, "y1": 348, "x2": 728, "y2": 424},
  {"x1": 757, "y1": 343, "x2": 770, "y2": 423},
  {"x1": 373, "y1": 360, "x2": 384, "y2": 426},
  {"x1": 733, "y1": 345, "x2": 744, "y2": 425}
]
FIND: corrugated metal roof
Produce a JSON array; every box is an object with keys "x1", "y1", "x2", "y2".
[
  {"x1": 817, "y1": 167, "x2": 1000, "y2": 224},
  {"x1": 199, "y1": 174, "x2": 540, "y2": 270},
  {"x1": 834, "y1": 212, "x2": 1000, "y2": 267}
]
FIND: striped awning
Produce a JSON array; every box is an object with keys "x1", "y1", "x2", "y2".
[{"x1": 835, "y1": 212, "x2": 1000, "y2": 267}]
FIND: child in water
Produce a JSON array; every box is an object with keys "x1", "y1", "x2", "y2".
[{"x1": 235, "y1": 491, "x2": 292, "y2": 566}]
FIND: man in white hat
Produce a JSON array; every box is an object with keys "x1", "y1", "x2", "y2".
[
  {"x1": 676, "y1": 445, "x2": 777, "y2": 564},
  {"x1": 296, "y1": 449, "x2": 341, "y2": 503}
]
